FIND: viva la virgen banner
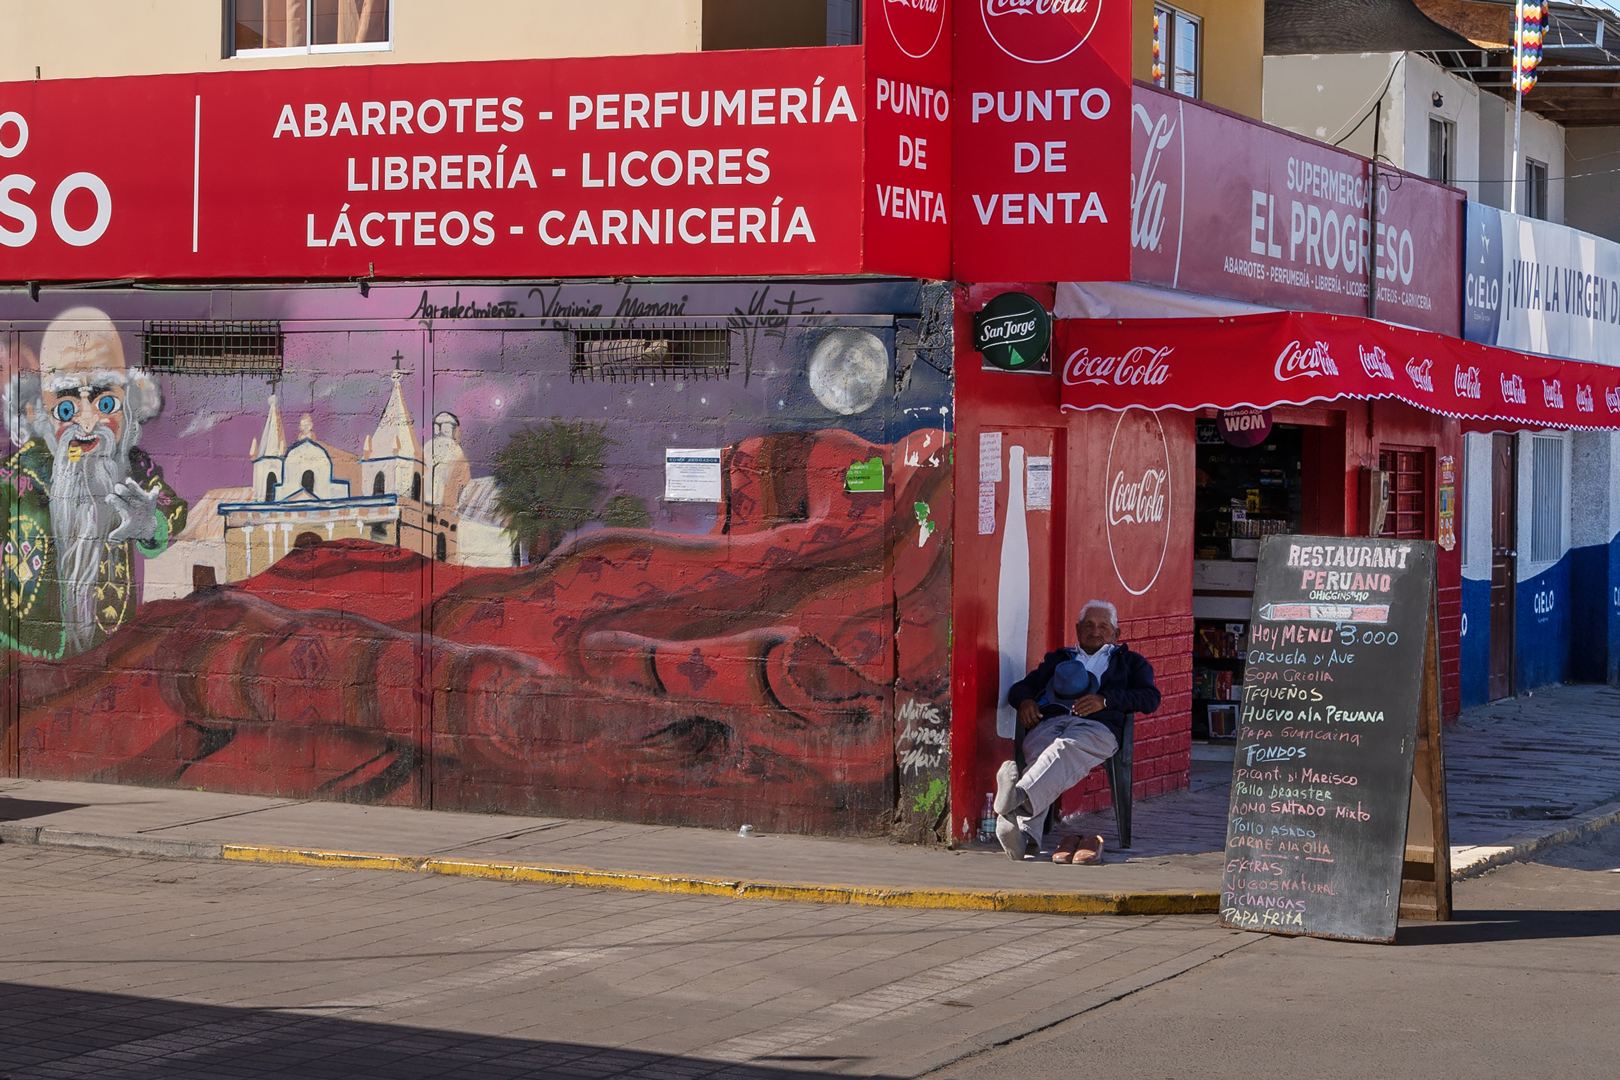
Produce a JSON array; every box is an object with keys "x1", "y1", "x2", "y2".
[
  {"x1": 1465, "y1": 202, "x2": 1620, "y2": 367},
  {"x1": 0, "y1": 50, "x2": 870, "y2": 281},
  {"x1": 1131, "y1": 84, "x2": 1463, "y2": 337}
]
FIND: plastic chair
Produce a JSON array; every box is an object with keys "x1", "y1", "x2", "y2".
[{"x1": 1013, "y1": 713, "x2": 1134, "y2": 849}]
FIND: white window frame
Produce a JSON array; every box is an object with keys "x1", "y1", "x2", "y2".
[
  {"x1": 1526, "y1": 432, "x2": 1566, "y2": 566},
  {"x1": 1428, "y1": 116, "x2": 1456, "y2": 185},
  {"x1": 230, "y1": 1, "x2": 394, "y2": 59},
  {"x1": 1153, "y1": 4, "x2": 1202, "y2": 100}
]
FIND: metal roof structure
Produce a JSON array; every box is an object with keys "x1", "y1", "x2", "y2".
[{"x1": 1267, "y1": 0, "x2": 1620, "y2": 126}]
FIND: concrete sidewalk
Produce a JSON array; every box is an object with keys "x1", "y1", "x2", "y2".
[{"x1": 1, "y1": 684, "x2": 1615, "y2": 915}]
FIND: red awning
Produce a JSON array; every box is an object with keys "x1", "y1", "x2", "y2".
[{"x1": 1056, "y1": 310, "x2": 1620, "y2": 430}]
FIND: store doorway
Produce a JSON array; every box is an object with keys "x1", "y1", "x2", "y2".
[
  {"x1": 1191, "y1": 421, "x2": 1304, "y2": 738},
  {"x1": 1489, "y1": 434, "x2": 1517, "y2": 700}
]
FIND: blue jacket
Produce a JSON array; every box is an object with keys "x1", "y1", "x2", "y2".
[{"x1": 1007, "y1": 643, "x2": 1162, "y2": 743}]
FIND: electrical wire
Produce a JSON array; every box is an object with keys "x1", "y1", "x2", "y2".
[{"x1": 1330, "y1": 56, "x2": 1405, "y2": 148}]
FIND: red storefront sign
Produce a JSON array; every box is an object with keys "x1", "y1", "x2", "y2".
[
  {"x1": 1058, "y1": 310, "x2": 1620, "y2": 429},
  {"x1": 1, "y1": 47, "x2": 950, "y2": 281},
  {"x1": 1131, "y1": 83, "x2": 1463, "y2": 336},
  {"x1": 864, "y1": 0, "x2": 953, "y2": 275},
  {"x1": 952, "y1": 0, "x2": 1132, "y2": 282}
]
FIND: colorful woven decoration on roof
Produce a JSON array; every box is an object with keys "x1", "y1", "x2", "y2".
[{"x1": 1514, "y1": 1, "x2": 1548, "y2": 95}]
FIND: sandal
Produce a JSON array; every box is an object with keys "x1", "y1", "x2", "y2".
[
  {"x1": 1051, "y1": 835, "x2": 1083, "y2": 864},
  {"x1": 1073, "y1": 834, "x2": 1105, "y2": 865}
]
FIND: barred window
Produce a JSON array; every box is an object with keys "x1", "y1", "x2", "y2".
[
  {"x1": 143, "y1": 321, "x2": 284, "y2": 376},
  {"x1": 571, "y1": 326, "x2": 731, "y2": 383},
  {"x1": 1530, "y1": 435, "x2": 1563, "y2": 562}
]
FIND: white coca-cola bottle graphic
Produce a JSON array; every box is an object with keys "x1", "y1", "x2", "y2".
[{"x1": 996, "y1": 444, "x2": 1031, "y2": 739}]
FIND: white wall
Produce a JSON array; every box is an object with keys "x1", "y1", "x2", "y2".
[
  {"x1": 1398, "y1": 55, "x2": 1481, "y2": 201},
  {"x1": 1262, "y1": 52, "x2": 1402, "y2": 161},
  {"x1": 1565, "y1": 127, "x2": 1620, "y2": 243},
  {"x1": 1486, "y1": 107, "x2": 1566, "y2": 223},
  {"x1": 1571, "y1": 431, "x2": 1620, "y2": 551},
  {"x1": 1461, "y1": 431, "x2": 1493, "y2": 583}
]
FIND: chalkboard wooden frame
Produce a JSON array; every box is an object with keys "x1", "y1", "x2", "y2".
[{"x1": 1220, "y1": 536, "x2": 1450, "y2": 944}]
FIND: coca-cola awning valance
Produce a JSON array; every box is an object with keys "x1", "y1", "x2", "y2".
[{"x1": 1057, "y1": 310, "x2": 1620, "y2": 431}]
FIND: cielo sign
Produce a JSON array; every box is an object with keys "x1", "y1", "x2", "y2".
[
  {"x1": 884, "y1": 0, "x2": 949, "y2": 59},
  {"x1": 973, "y1": 290, "x2": 1051, "y2": 372},
  {"x1": 981, "y1": 0, "x2": 1104, "y2": 63},
  {"x1": 1105, "y1": 406, "x2": 1172, "y2": 596}
]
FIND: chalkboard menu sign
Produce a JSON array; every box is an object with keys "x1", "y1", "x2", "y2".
[{"x1": 1220, "y1": 536, "x2": 1439, "y2": 944}]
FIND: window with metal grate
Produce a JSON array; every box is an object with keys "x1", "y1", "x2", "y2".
[
  {"x1": 571, "y1": 326, "x2": 731, "y2": 383},
  {"x1": 142, "y1": 321, "x2": 284, "y2": 377},
  {"x1": 1378, "y1": 446, "x2": 1432, "y2": 541},
  {"x1": 1530, "y1": 434, "x2": 1563, "y2": 562}
]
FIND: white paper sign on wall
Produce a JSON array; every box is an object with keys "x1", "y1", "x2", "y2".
[
  {"x1": 665, "y1": 448, "x2": 724, "y2": 502},
  {"x1": 1026, "y1": 456, "x2": 1053, "y2": 510}
]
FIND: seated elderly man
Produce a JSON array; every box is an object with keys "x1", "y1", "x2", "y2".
[{"x1": 996, "y1": 600, "x2": 1161, "y2": 862}]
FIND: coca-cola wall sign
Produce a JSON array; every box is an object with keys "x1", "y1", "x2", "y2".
[
  {"x1": 952, "y1": 0, "x2": 1132, "y2": 282},
  {"x1": 0, "y1": 48, "x2": 950, "y2": 281},
  {"x1": 1105, "y1": 407, "x2": 1172, "y2": 595},
  {"x1": 864, "y1": 0, "x2": 953, "y2": 276},
  {"x1": 1130, "y1": 84, "x2": 1463, "y2": 337},
  {"x1": 1057, "y1": 310, "x2": 1620, "y2": 430}
]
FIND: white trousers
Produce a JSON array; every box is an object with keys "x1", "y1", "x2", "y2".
[{"x1": 1016, "y1": 715, "x2": 1118, "y2": 842}]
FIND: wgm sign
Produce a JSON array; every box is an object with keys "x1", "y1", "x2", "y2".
[
  {"x1": 1464, "y1": 202, "x2": 1620, "y2": 367},
  {"x1": 974, "y1": 290, "x2": 1051, "y2": 372}
]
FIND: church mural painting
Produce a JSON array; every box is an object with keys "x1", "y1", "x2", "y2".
[{"x1": 0, "y1": 280, "x2": 955, "y2": 837}]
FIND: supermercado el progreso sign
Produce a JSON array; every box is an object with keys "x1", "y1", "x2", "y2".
[{"x1": 0, "y1": 47, "x2": 946, "y2": 281}]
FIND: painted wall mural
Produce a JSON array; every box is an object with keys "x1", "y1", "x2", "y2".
[{"x1": 0, "y1": 280, "x2": 955, "y2": 838}]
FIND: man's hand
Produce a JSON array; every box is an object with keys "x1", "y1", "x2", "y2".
[
  {"x1": 1016, "y1": 699, "x2": 1043, "y2": 730},
  {"x1": 1070, "y1": 694, "x2": 1107, "y2": 717},
  {"x1": 106, "y1": 480, "x2": 160, "y2": 544}
]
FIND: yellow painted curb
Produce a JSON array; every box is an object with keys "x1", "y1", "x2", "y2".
[{"x1": 221, "y1": 844, "x2": 1219, "y2": 916}]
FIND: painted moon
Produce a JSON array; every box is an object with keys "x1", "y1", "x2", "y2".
[{"x1": 807, "y1": 329, "x2": 888, "y2": 415}]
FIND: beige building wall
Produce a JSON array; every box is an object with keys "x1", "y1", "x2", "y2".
[
  {"x1": 1132, "y1": 0, "x2": 1265, "y2": 120},
  {"x1": 1, "y1": 0, "x2": 704, "y2": 82}
]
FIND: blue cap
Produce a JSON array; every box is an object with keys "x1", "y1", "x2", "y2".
[{"x1": 1051, "y1": 660, "x2": 1098, "y2": 699}]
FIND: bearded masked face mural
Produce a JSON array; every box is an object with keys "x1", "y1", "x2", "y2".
[{"x1": 2, "y1": 307, "x2": 188, "y2": 657}]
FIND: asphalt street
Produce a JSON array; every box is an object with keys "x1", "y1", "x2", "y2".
[{"x1": 0, "y1": 826, "x2": 1616, "y2": 1079}]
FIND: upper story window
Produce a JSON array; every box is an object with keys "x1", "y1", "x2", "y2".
[
  {"x1": 703, "y1": 0, "x2": 862, "y2": 50},
  {"x1": 1152, "y1": 5, "x2": 1201, "y2": 99},
  {"x1": 1524, "y1": 159, "x2": 1550, "y2": 221},
  {"x1": 231, "y1": 1, "x2": 391, "y2": 57},
  {"x1": 1428, "y1": 117, "x2": 1456, "y2": 185}
]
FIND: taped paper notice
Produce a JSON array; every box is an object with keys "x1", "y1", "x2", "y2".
[
  {"x1": 665, "y1": 448, "x2": 723, "y2": 502},
  {"x1": 1027, "y1": 456, "x2": 1052, "y2": 510},
  {"x1": 978, "y1": 481, "x2": 997, "y2": 535},
  {"x1": 978, "y1": 431, "x2": 1002, "y2": 483}
]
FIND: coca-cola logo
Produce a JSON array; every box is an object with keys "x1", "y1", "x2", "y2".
[
  {"x1": 1131, "y1": 102, "x2": 1177, "y2": 254},
  {"x1": 1104, "y1": 407, "x2": 1172, "y2": 596},
  {"x1": 980, "y1": 0, "x2": 1103, "y2": 64},
  {"x1": 1607, "y1": 386, "x2": 1620, "y2": 414},
  {"x1": 1454, "y1": 365, "x2": 1482, "y2": 400},
  {"x1": 1273, "y1": 340, "x2": 1340, "y2": 382},
  {"x1": 883, "y1": 0, "x2": 948, "y2": 60},
  {"x1": 1358, "y1": 345, "x2": 1394, "y2": 380},
  {"x1": 1063, "y1": 345, "x2": 1173, "y2": 387},
  {"x1": 1543, "y1": 378, "x2": 1565, "y2": 410},
  {"x1": 1501, "y1": 373, "x2": 1527, "y2": 405},
  {"x1": 1577, "y1": 384, "x2": 1594, "y2": 413},
  {"x1": 1405, "y1": 357, "x2": 1434, "y2": 393}
]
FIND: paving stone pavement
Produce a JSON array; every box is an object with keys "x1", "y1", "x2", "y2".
[{"x1": 0, "y1": 845, "x2": 1258, "y2": 1079}]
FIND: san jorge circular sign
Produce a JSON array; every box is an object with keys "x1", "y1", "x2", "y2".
[{"x1": 973, "y1": 291, "x2": 1051, "y2": 373}]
